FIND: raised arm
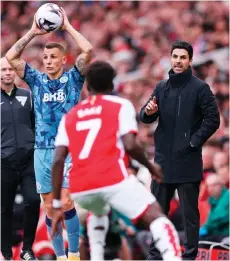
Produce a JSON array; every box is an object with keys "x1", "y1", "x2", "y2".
[
  {"x1": 140, "y1": 86, "x2": 159, "y2": 124},
  {"x1": 5, "y1": 15, "x2": 48, "y2": 78},
  {"x1": 60, "y1": 8, "x2": 93, "y2": 75}
]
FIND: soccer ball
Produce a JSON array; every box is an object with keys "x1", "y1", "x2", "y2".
[{"x1": 35, "y1": 3, "x2": 63, "y2": 32}]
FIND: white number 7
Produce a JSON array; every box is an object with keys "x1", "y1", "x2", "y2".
[{"x1": 76, "y1": 119, "x2": 102, "y2": 159}]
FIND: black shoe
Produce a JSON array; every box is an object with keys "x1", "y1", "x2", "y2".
[
  {"x1": 20, "y1": 250, "x2": 38, "y2": 260},
  {"x1": 3, "y1": 257, "x2": 13, "y2": 260}
]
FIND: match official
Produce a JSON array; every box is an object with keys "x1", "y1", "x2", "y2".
[{"x1": 1, "y1": 57, "x2": 40, "y2": 260}]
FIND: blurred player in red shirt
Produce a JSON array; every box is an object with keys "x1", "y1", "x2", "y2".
[{"x1": 51, "y1": 61, "x2": 182, "y2": 261}]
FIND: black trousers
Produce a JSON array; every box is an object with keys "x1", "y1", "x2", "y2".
[
  {"x1": 1, "y1": 158, "x2": 40, "y2": 258},
  {"x1": 148, "y1": 181, "x2": 200, "y2": 260}
]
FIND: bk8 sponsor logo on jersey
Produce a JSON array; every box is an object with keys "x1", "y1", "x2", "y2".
[{"x1": 43, "y1": 90, "x2": 66, "y2": 102}]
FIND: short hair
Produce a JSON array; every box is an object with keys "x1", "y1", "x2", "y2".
[
  {"x1": 85, "y1": 61, "x2": 116, "y2": 93},
  {"x1": 44, "y1": 42, "x2": 66, "y2": 53},
  {"x1": 171, "y1": 41, "x2": 193, "y2": 60}
]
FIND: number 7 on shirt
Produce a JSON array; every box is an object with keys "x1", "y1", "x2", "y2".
[{"x1": 76, "y1": 119, "x2": 102, "y2": 159}]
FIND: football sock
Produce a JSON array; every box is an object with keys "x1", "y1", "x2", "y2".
[
  {"x1": 149, "y1": 216, "x2": 182, "y2": 261},
  {"x1": 45, "y1": 216, "x2": 66, "y2": 258},
  {"x1": 87, "y1": 214, "x2": 109, "y2": 260},
  {"x1": 63, "y1": 208, "x2": 80, "y2": 253}
]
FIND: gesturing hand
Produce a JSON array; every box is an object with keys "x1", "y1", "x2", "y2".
[{"x1": 144, "y1": 96, "x2": 158, "y2": 116}]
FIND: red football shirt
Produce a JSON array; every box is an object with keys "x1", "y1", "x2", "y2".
[{"x1": 55, "y1": 95, "x2": 138, "y2": 193}]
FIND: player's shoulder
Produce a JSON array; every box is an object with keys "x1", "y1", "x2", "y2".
[
  {"x1": 65, "y1": 66, "x2": 83, "y2": 78},
  {"x1": 66, "y1": 66, "x2": 78, "y2": 74},
  {"x1": 25, "y1": 63, "x2": 43, "y2": 75},
  {"x1": 59, "y1": 69, "x2": 83, "y2": 85},
  {"x1": 32, "y1": 70, "x2": 47, "y2": 83}
]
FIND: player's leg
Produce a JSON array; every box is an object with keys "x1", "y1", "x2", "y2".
[
  {"x1": 62, "y1": 159, "x2": 80, "y2": 260},
  {"x1": 71, "y1": 193, "x2": 110, "y2": 260},
  {"x1": 141, "y1": 202, "x2": 181, "y2": 261},
  {"x1": 34, "y1": 149, "x2": 66, "y2": 260},
  {"x1": 87, "y1": 213, "x2": 109, "y2": 260},
  {"x1": 20, "y1": 157, "x2": 40, "y2": 260},
  {"x1": 61, "y1": 188, "x2": 80, "y2": 260},
  {"x1": 1, "y1": 164, "x2": 18, "y2": 259},
  {"x1": 148, "y1": 180, "x2": 176, "y2": 260},
  {"x1": 107, "y1": 175, "x2": 182, "y2": 261},
  {"x1": 41, "y1": 192, "x2": 67, "y2": 259}
]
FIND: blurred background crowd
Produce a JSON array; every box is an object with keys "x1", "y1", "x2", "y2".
[{"x1": 1, "y1": 1, "x2": 229, "y2": 260}]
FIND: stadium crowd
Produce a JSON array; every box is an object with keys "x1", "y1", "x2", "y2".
[{"x1": 1, "y1": 1, "x2": 229, "y2": 260}]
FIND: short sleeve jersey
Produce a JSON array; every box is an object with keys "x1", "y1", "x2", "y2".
[
  {"x1": 55, "y1": 95, "x2": 138, "y2": 193},
  {"x1": 23, "y1": 64, "x2": 85, "y2": 148}
]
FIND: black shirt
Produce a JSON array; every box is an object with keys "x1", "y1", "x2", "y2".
[{"x1": 1, "y1": 86, "x2": 35, "y2": 167}]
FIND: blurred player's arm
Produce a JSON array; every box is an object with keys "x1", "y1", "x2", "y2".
[
  {"x1": 52, "y1": 145, "x2": 68, "y2": 200},
  {"x1": 5, "y1": 15, "x2": 47, "y2": 78},
  {"x1": 52, "y1": 116, "x2": 69, "y2": 201},
  {"x1": 51, "y1": 116, "x2": 69, "y2": 237},
  {"x1": 120, "y1": 100, "x2": 162, "y2": 182},
  {"x1": 122, "y1": 134, "x2": 162, "y2": 182},
  {"x1": 51, "y1": 143, "x2": 68, "y2": 239},
  {"x1": 60, "y1": 8, "x2": 93, "y2": 75}
]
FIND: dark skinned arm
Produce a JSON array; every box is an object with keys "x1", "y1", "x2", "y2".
[{"x1": 122, "y1": 133, "x2": 162, "y2": 182}]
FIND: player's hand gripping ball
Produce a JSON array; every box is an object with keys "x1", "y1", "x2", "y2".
[{"x1": 35, "y1": 3, "x2": 63, "y2": 32}]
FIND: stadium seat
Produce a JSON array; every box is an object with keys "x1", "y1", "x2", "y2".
[{"x1": 196, "y1": 241, "x2": 230, "y2": 260}]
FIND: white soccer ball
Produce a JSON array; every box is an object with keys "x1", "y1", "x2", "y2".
[{"x1": 35, "y1": 3, "x2": 63, "y2": 32}]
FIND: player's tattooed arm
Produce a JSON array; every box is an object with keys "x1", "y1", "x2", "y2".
[
  {"x1": 5, "y1": 31, "x2": 36, "y2": 78},
  {"x1": 61, "y1": 7, "x2": 93, "y2": 57},
  {"x1": 75, "y1": 53, "x2": 91, "y2": 75},
  {"x1": 6, "y1": 31, "x2": 36, "y2": 60},
  {"x1": 14, "y1": 31, "x2": 36, "y2": 56},
  {"x1": 122, "y1": 133, "x2": 163, "y2": 182},
  {"x1": 63, "y1": 20, "x2": 93, "y2": 74}
]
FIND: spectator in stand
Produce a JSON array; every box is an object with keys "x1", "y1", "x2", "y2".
[
  {"x1": 217, "y1": 165, "x2": 229, "y2": 188},
  {"x1": 202, "y1": 146, "x2": 218, "y2": 174},
  {"x1": 199, "y1": 144, "x2": 228, "y2": 210},
  {"x1": 213, "y1": 151, "x2": 229, "y2": 172},
  {"x1": 221, "y1": 138, "x2": 229, "y2": 154},
  {"x1": 199, "y1": 174, "x2": 229, "y2": 242}
]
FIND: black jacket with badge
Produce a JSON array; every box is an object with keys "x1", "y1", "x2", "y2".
[
  {"x1": 1, "y1": 86, "x2": 35, "y2": 168},
  {"x1": 140, "y1": 67, "x2": 220, "y2": 183}
]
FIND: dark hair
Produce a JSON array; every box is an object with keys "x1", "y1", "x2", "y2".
[
  {"x1": 86, "y1": 61, "x2": 116, "y2": 93},
  {"x1": 171, "y1": 41, "x2": 193, "y2": 60},
  {"x1": 44, "y1": 42, "x2": 66, "y2": 53}
]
